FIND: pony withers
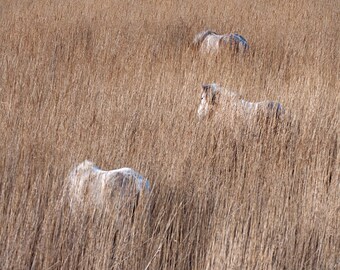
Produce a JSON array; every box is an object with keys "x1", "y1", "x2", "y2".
[
  {"x1": 197, "y1": 83, "x2": 285, "y2": 121},
  {"x1": 193, "y1": 30, "x2": 249, "y2": 53},
  {"x1": 68, "y1": 160, "x2": 151, "y2": 210}
]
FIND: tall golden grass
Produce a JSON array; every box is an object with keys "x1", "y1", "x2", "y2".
[{"x1": 0, "y1": 0, "x2": 339, "y2": 269}]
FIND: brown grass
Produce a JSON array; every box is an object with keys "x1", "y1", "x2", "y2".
[{"x1": 0, "y1": 0, "x2": 339, "y2": 269}]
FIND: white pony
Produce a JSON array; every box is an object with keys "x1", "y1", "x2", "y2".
[
  {"x1": 68, "y1": 160, "x2": 151, "y2": 208},
  {"x1": 193, "y1": 30, "x2": 249, "y2": 53},
  {"x1": 197, "y1": 83, "x2": 285, "y2": 121}
]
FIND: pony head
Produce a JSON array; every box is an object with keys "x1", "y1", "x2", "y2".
[
  {"x1": 69, "y1": 160, "x2": 96, "y2": 180},
  {"x1": 197, "y1": 83, "x2": 221, "y2": 119}
]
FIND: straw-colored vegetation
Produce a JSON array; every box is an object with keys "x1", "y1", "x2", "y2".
[{"x1": 0, "y1": 0, "x2": 339, "y2": 269}]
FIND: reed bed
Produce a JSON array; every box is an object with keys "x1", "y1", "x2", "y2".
[{"x1": 0, "y1": 0, "x2": 339, "y2": 269}]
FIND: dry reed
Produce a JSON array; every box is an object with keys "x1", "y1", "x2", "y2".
[{"x1": 0, "y1": 0, "x2": 339, "y2": 269}]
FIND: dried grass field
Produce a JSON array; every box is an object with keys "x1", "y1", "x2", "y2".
[{"x1": 0, "y1": 0, "x2": 339, "y2": 269}]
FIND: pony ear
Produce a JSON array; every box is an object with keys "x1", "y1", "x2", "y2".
[{"x1": 202, "y1": 84, "x2": 209, "y2": 92}]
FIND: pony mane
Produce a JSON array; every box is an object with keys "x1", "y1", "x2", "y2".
[{"x1": 224, "y1": 89, "x2": 241, "y2": 99}]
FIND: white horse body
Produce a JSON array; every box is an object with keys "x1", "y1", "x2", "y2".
[
  {"x1": 198, "y1": 84, "x2": 285, "y2": 120},
  {"x1": 194, "y1": 30, "x2": 249, "y2": 53},
  {"x1": 68, "y1": 160, "x2": 150, "y2": 208}
]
